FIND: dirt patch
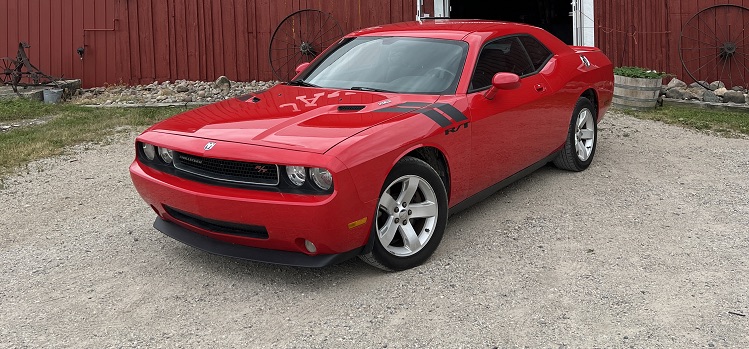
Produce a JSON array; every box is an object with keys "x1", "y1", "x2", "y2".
[
  {"x1": 0, "y1": 115, "x2": 56, "y2": 132},
  {"x1": 1, "y1": 111, "x2": 747, "y2": 348}
]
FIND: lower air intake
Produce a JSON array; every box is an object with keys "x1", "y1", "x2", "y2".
[{"x1": 164, "y1": 205, "x2": 269, "y2": 239}]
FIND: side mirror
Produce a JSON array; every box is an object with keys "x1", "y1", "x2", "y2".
[
  {"x1": 485, "y1": 72, "x2": 521, "y2": 100},
  {"x1": 295, "y1": 62, "x2": 311, "y2": 75}
]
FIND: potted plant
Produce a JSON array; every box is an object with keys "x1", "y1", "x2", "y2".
[{"x1": 613, "y1": 66, "x2": 668, "y2": 110}]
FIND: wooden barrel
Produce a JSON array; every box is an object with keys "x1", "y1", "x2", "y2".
[{"x1": 613, "y1": 75, "x2": 662, "y2": 110}]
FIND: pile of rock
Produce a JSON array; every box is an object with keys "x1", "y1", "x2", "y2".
[
  {"x1": 662, "y1": 78, "x2": 748, "y2": 104},
  {"x1": 69, "y1": 76, "x2": 279, "y2": 106}
]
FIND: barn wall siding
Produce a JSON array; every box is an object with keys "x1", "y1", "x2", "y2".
[
  {"x1": 1, "y1": 0, "x2": 416, "y2": 87},
  {"x1": 9, "y1": 0, "x2": 746, "y2": 88},
  {"x1": 1, "y1": 0, "x2": 118, "y2": 88},
  {"x1": 595, "y1": 0, "x2": 671, "y2": 72},
  {"x1": 596, "y1": 0, "x2": 749, "y2": 86}
]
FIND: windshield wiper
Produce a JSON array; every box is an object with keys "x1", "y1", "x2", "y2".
[
  {"x1": 349, "y1": 86, "x2": 395, "y2": 93},
  {"x1": 287, "y1": 80, "x2": 320, "y2": 88}
]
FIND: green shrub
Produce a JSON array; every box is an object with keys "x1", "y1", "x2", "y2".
[{"x1": 614, "y1": 66, "x2": 669, "y2": 79}]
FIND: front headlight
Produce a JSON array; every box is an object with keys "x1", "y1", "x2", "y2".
[
  {"x1": 142, "y1": 143, "x2": 156, "y2": 160},
  {"x1": 158, "y1": 147, "x2": 174, "y2": 164},
  {"x1": 286, "y1": 166, "x2": 306, "y2": 186},
  {"x1": 310, "y1": 168, "x2": 333, "y2": 190}
]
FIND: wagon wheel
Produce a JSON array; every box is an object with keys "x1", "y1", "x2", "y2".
[
  {"x1": 269, "y1": 9, "x2": 343, "y2": 82},
  {"x1": 679, "y1": 4, "x2": 749, "y2": 89},
  {"x1": 0, "y1": 57, "x2": 19, "y2": 85}
]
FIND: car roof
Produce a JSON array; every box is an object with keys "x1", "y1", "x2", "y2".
[{"x1": 348, "y1": 19, "x2": 541, "y2": 41}]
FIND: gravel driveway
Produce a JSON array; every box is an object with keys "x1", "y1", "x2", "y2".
[{"x1": 1, "y1": 111, "x2": 747, "y2": 348}]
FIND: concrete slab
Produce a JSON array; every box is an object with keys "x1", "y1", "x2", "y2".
[
  {"x1": 0, "y1": 79, "x2": 81, "y2": 103},
  {"x1": 662, "y1": 97, "x2": 749, "y2": 113},
  {"x1": 0, "y1": 85, "x2": 45, "y2": 101}
]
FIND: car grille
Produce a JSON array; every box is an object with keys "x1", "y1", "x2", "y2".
[
  {"x1": 164, "y1": 205, "x2": 269, "y2": 239},
  {"x1": 173, "y1": 152, "x2": 279, "y2": 186}
]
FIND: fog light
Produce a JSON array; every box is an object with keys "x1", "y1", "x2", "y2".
[{"x1": 304, "y1": 240, "x2": 317, "y2": 253}]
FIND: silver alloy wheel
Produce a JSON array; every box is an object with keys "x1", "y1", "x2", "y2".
[
  {"x1": 574, "y1": 108, "x2": 596, "y2": 161},
  {"x1": 375, "y1": 175, "x2": 439, "y2": 257}
]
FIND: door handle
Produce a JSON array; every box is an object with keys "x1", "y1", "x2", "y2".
[{"x1": 535, "y1": 84, "x2": 546, "y2": 92}]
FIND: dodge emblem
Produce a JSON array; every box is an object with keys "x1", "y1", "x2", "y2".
[{"x1": 204, "y1": 142, "x2": 216, "y2": 151}]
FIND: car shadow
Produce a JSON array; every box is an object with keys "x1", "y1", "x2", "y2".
[
  {"x1": 160, "y1": 163, "x2": 566, "y2": 289},
  {"x1": 165, "y1": 240, "x2": 384, "y2": 290}
]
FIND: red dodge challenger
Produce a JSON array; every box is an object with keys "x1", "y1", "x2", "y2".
[{"x1": 130, "y1": 20, "x2": 614, "y2": 271}]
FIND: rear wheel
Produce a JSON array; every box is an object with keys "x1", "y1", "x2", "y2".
[
  {"x1": 360, "y1": 157, "x2": 448, "y2": 271},
  {"x1": 553, "y1": 97, "x2": 597, "y2": 171}
]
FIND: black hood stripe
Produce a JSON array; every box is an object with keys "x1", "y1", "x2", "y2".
[
  {"x1": 373, "y1": 102, "x2": 468, "y2": 129},
  {"x1": 422, "y1": 109, "x2": 453, "y2": 127},
  {"x1": 435, "y1": 103, "x2": 468, "y2": 122}
]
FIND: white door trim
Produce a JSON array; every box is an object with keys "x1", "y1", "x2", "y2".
[
  {"x1": 574, "y1": 0, "x2": 595, "y2": 46},
  {"x1": 434, "y1": 0, "x2": 449, "y2": 17}
]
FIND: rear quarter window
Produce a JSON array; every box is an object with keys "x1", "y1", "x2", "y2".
[
  {"x1": 518, "y1": 35, "x2": 553, "y2": 71},
  {"x1": 470, "y1": 36, "x2": 534, "y2": 91}
]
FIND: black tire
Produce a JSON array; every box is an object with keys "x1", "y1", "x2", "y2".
[
  {"x1": 359, "y1": 156, "x2": 448, "y2": 271},
  {"x1": 553, "y1": 97, "x2": 598, "y2": 171}
]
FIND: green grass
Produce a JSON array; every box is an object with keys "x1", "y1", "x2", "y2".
[
  {"x1": 2, "y1": 99, "x2": 747, "y2": 182},
  {"x1": 0, "y1": 99, "x2": 188, "y2": 178},
  {"x1": 620, "y1": 105, "x2": 749, "y2": 136},
  {"x1": 0, "y1": 99, "x2": 67, "y2": 122}
]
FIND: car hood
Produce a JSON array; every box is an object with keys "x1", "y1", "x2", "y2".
[{"x1": 149, "y1": 84, "x2": 439, "y2": 154}]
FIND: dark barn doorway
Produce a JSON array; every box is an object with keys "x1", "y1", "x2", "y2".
[{"x1": 449, "y1": 0, "x2": 574, "y2": 44}]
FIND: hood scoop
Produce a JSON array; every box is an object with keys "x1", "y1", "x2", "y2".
[
  {"x1": 237, "y1": 94, "x2": 261, "y2": 103},
  {"x1": 337, "y1": 105, "x2": 366, "y2": 112}
]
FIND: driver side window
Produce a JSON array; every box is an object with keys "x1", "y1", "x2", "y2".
[{"x1": 470, "y1": 36, "x2": 533, "y2": 91}]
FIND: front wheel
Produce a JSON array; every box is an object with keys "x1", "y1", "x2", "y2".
[
  {"x1": 360, "y1": 157, "x2": 448, "y2": 271},
  {"x1": 553, "y1": 97, "x2": 598, "y2": 171}
]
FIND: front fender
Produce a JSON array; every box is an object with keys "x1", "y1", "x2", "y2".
[{"x1": 327, "y1": 96, "x2": 472, "y2": 207}]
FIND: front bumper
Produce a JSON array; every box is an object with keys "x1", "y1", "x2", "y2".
[
  {"x1": 129, "y1": 150, "x2": 375, "y2": 262},
  {"x1": 154, "y1": 218, "x2": 363, "y2": 267}
]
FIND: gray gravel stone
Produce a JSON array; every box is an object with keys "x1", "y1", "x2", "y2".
[
  {"x1": 702, "y1": 90, "x2": 720, "y2": 103},
  {"x1": 665, "y1": 88, "x2": 685, "y2": 100},
  {"x1": 215, "y1": 75, "x2": 231, "y2": 89},
  {"x1": 69, "y1": 79, "x2": 279, "y2": 106},
  {"x1": 175, "y1": 84, "x2": 189, "y2": 93},
  {"x1": 722, "y1": 90, "x2": 746, "y2": 103},
  {"x1": 709, "y1": 81, "x2": 725, "y2": 90},
  {"x1": 686, "y1": 87, "x2": 705, "y2": 100},
  {"x1": 0, "y1": 112, "x2": 748, "y2": 348},
  {"x1": 689, "y1": 81, "x2": 707, "y2": 88},
  {"x1": 666, "y1": 78, "x2": 687, "y2": 89},
  {"x1": 158, "y1": 88, "x2": 174, "y2": 96},
  {"x1": 681, "y1": 89, "x2": 697, "y2": 100}
]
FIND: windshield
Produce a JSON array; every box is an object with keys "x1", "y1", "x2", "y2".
[{"x1": 300, "y1": 37, "x2": 468, "y2": 94}]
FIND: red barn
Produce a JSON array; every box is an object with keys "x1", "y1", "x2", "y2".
[{"x1": 2, "y1": 0, "x2": 745, "y2": 88}]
